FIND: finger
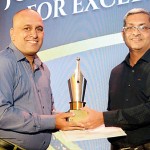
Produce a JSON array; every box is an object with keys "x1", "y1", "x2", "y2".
[
  {"x1": 68, "y1": 121, "x2": 85, "y2": 127},
  {"x1": 80, "y1": 106, "x2": 89, "y2": 111},
  {"x1": 62, "y1": 126, "x2": 85, "y2": 131},
  {"x1": 79, "y1": 118, "x2": 89, "y2": 124},
  {"x1": 59, "y1": 112, "x2": 75, "y2": 118}
]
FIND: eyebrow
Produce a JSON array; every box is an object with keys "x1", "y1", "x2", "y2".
[
  {"x1": 23, "y1": 24, "x2": 43, "y2": 28},
  {"x1": 126, "y1": 23, "x2": 147, "y2": 26}
]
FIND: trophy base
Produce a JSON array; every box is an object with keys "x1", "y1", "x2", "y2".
[{"x1": 68, "y1": 109, "x2": 88, "y2": 123}]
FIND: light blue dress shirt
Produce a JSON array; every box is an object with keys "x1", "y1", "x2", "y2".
[{"x1": 0, "y1": 43, "x2": 55, "y2": 150}]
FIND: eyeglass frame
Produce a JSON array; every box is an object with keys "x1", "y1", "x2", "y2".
[{"x1": 123, "y1": 25, "x2": 150, "y2": 33}]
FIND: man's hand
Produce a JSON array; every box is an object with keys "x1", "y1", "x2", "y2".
[
  {"x1": 55, "y1": 112, "x2": 85, "y2": 130},
  {"x1": 80, "y1": 106, "x2": 104, "y2": 129}
]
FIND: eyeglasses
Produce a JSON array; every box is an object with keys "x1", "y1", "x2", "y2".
[{"x1": 123, "y1": 25, "x2": 150, "y2": 33}]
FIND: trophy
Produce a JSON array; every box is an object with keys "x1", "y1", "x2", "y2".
[{"x1": 68, "y1": 57, "x2": 88, "y2": 122}]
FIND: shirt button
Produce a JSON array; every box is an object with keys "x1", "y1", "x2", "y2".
[
  {"x1": 132, "y1": 70, "x2": 134, "y2": 73},
  {"x1": 128, "y1": 84, "x2": 130, "y2": 87},
  {"x1": 43, "y1": 106, "x2": 44, "y2": 109},
  {"x1": 126, "y1": 99, "x2": 128, "y2": 101}
]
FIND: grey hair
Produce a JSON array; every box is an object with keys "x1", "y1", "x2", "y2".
[{"x1": 123, "y1": 8, "x2": 150, "y2": 27}]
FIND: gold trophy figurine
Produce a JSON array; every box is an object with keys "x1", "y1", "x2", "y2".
[{"x1": 68, "y1": 57, "x2": 88, "y2": 122}]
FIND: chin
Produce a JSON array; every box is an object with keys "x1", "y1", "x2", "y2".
[
  {"x1": 130, "y1": 45, "x2": 142, "y2": 50},
  {"x1": 30, "y1": 47, "x2": 40, "y2": 52},
  {"x1": 131, "y1": 48, "x2": 143, "y2": 51}
]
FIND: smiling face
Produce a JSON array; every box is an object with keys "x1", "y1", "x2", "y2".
[
  {"x1": 10, "y1": 9, "x2": 44, "y2": 57},
  {"x1": 122, "y1": 13, "x2": 150, "y2": 53}
]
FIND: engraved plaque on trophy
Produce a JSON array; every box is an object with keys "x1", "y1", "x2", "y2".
[{"x1": 68, "y1": 57, "x2": 88, "y2": 122}]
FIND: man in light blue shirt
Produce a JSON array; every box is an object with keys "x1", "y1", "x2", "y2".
[{"x1": 0, "y1": 9, "x2": 84, "y2": 150}]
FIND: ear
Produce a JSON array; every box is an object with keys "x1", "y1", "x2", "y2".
[
  {"x1": 121, "y1": 30, "x2": 125, "y2": 42},
  {"x1": 10, "y1": 28, "x2": 15, "y2": 41}
]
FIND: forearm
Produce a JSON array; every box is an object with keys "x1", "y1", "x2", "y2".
[
  {"x1": 104, "y1": 102, "x2": 150, "y2": 130},
  {"x1": 0, "y1": 106, "x2": 56, "y2": 133}
]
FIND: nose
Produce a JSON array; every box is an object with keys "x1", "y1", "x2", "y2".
[
  {"x1": 132, "y1": 27, "x2": 141, "y2": 35},
  {"x1": 30, "y1": 29, "x2": 38, "y2": 38}
]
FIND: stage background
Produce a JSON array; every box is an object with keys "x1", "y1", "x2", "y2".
[{"x1": 0, "y1": 0, "x2": 150, "y2": 149}]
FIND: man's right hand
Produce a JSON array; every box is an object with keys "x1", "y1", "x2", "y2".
[{"x1": 55, "y1": 112, "x2": 85, "y2": 131}]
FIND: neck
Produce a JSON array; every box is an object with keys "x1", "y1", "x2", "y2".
[
  {"x1": 129, "y1": 50, "x2": 147, "y2": 67},
  {"x1": 25, "y1": 55, "x2": 35, "y2": 71}
]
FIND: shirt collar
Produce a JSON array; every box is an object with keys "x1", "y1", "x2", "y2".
[
  {"x1": 9, "y1": 42, "x2": 43, "y2": 69},
  {"x1": 142, "y1": 49, "x2": 150, "y2": 62},
  {"x1": 125, "y1": 49, "x2": 150, "y2": 65},
  {"x1": 34, "y1": 55, "x2": 44, "y2": 70},
  {"x1": 9, "y1": 42, "x2": 25, "y2": 61}
]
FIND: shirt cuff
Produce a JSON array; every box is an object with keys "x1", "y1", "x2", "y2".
[
  {"x1": 39, "y1": 115, "x2": 56, "y2": 130},
  {"x1": 103, "y1": 110, "x2": 118, "y2": 127}
]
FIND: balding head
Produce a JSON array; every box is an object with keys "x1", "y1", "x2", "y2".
[
  {"x1": 12, "y1": 9, "x2": 43, "y2": 28},
  {"x1": 10, "y1": 9, "x2": 44, "y2": 59}
]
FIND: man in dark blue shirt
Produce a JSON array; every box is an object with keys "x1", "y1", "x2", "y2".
[
  {"x1": 0, "y1": 9, "x2": 84, "y2": 150},
  {"x1": 81, "y1": 8, "x2": 150, "y2": 150}
]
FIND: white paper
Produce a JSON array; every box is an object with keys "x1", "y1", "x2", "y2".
[{"x1": 60, "y1": 124, "x2": 126, "y2": 141}]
